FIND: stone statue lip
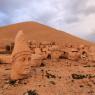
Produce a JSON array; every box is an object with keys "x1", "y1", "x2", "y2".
[{"x1": 24, "y1": 68, "x2": 29, "y2": 70}]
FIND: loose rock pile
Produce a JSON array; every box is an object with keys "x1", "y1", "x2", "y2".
[{"x1": 0, "y1": 30, "x2": 94, "y2": 81}]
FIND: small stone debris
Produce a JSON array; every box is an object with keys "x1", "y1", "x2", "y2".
[
  {"x1": 72, "y1": 74, "x2": 87, "y2": 79},
  {"x1": 45, "y1": 71, "x2": 56, "y2": 79},
  {"x1": 8, "y1": 80, "x2": 17, "y2": 85},
  {"x1": 72, "y1": 73, "x2": 95, "y2": 79},
  {"x1": 40, "y1": 62, "x2": 45, "y2": 67},
  {"x1": 24, "y1": 90, "x2": 38, "y2": 95},
  {"x1": 79, "y1": 85, "x2": 84, "y2": 88},
  {"x1": 49, "y1": 81, "x2": 56, "y2": 85}
]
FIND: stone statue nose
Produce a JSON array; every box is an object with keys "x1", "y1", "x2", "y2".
[{"x1": 24, "y1": 58, "x2": 31, "y2": 65}]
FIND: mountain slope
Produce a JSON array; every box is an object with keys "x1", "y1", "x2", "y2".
[{"x1": 0, "y1": 21, "x2": 92, "y2": 45}]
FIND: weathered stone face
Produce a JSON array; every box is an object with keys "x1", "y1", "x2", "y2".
[{"x1": 11, "y1": 54, "x2": 31, "y2": 80}]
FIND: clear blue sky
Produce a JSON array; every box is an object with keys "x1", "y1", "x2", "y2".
[{"x1": 0, "y1": 0, "x2": 95, "y2": 41}]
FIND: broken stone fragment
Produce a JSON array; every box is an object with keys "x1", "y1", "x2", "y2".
[
  {"x1": 34, "y1": 48, "x2": 42, "y2": 55},
  {"x1": 67, "y1": 51, "x2": 80, "y2": 61},
  {"x1": 88, "y1": 46, "x2": 95, "y2": 62},
  {"x1": 51, "y1": 50, "x2": 62, "y2": 60}
]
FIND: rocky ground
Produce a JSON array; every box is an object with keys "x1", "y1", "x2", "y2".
[
  {"x1": 0, "y1": 58, "x2": 95, "y2": 95},
  {"x1": 0, "y1": 22, "x2": 95, "y2": 95}
]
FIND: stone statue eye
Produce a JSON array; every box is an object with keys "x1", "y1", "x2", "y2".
[
  {"x1": 28, "y1": 57, "x2": 31, "y2": 61},
  {"x1": 21, "y1": 57, "x2": 25, "y2": 62}
]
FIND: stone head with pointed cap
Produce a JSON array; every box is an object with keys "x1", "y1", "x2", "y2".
[{"x1": 11, "y1": 30, "x2": 32, "y2": 80}]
